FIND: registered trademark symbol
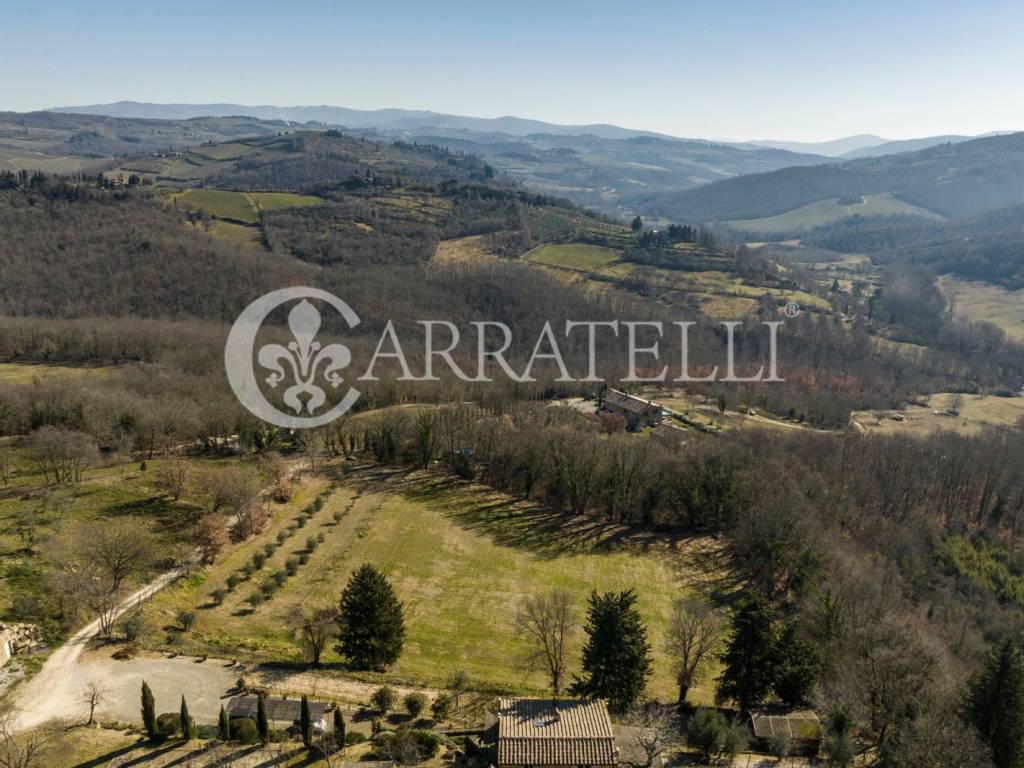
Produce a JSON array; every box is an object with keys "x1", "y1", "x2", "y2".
[{"x1": 784, "y1": 302, "x2": 801, "y2": 318}]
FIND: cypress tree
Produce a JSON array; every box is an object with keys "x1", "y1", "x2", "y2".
[
  {"x1": 180, "y1": 695, "x2": 193, "y2": 741},
  {"x1": 966, "y1": 639, "x2": 1024, "y2": 768},
  {"x1": 218, "y1": 705, "x2": 230, "y2": 741},
  {"x1": 716, "y1": 594, "x2": 779, "y2": 712},
  {"x1": 300, "y1": 695, "x2": 312, "y2": 747},
  {"x1": 569, "y1": 589, "x2": 652, "y2": 715},
  {"x1": 256, "y1": 693, "x2": 269, "y2": 744},
  {"x1": 333, "y1": 708, "x2": 346, "y2": 750},
  {"x1": 337, "y1": 564, "x2": 405, "y2": 670},
  {"x1": 141, "y1": 681, "x2": 156, "y2": 740}
]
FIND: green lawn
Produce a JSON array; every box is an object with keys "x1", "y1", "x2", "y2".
[
  {"x1": 525, "y1": 243, "x2": 622, "y2": 271},
  {"x1": 142, "y1": 463, "x2": 713, "y2": 703},
  {"x1": 724, "y1": 194, "x2": 943, "y2": 235},
  {"x1": 169, "y1": 189, "x2": 323, "y2": 225}
]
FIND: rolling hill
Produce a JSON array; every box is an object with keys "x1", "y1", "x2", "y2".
[{"x1": 633, "y1": 131, "x2": 1024, "y2": 226}]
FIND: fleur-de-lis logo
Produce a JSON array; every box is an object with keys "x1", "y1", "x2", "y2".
[
  {"x1": 225, "y1": 287, "x2": 361, "y2": 429},
  {"x1": 258, "y1": 300, "x2": 352, "y2": 415}
]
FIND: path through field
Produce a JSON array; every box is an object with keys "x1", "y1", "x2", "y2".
[{"x1": 10, "y1": 569, "x2": 183, "y2": 732}]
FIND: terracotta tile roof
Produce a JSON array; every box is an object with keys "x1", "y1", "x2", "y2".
[{"x1": 497, "y1": 698, "x2": 617, "y2": 766}]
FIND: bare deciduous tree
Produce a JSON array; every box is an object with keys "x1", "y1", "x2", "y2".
[
  {"x1": 516, "y1": 588, "x2": 576, "y2": 695},
  {"x1": 192, "y1": 514, "x2": 228, "y2": 564},
  {"x1": 154, "y1": 455, "x2": 189, "y2": 501},
  {"x1": 77, "y1": 681, "x2": 108, "y2": 727},
  {"x1": 287, "y1": 605, "x2": 338, "y2": 666},
  {"x1": 76, "y1": 522, "x2": 155, "y2": 592},
  {"x1": 622, "y1": 705, "x2": 676, "y2": 768},
  {"x1": 27, "y1": 426, "x2": 98, "y2": 484},
  {"x1": 665, "y1": 597, "x2": 725, "y2": 706},
  {"x1": 0, "y1": 710, "x2": 57, "y2": 768}
]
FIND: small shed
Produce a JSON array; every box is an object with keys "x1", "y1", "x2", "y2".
[
  {"x1": 749, "y1": 707, "x2": 822, "y2": 757},
  {"x1": 227, "y1": 695, "x2": 329, "y2": 733}
]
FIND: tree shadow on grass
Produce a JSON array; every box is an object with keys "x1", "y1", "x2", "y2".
[{"x1": 334, "y1": 462, "x2": 687, "y2": 561}]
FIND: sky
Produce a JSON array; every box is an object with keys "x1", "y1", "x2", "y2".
[{"x1": 4, "y1": 0, "x2": 1024, "y2": 142}]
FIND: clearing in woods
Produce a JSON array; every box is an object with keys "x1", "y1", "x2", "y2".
[
  {"x1": 851, "y1": 392, "x2": 1024, "y2": 436},
  {"x1": 524, "y1": 243, "x2": 622, "y2": 271},
  {"x1": 139, "y1": 462, "x2": 723, "y2": 704},
  {"x1": 724, "y1": 193, "x2": 942, "y2": 235},
  {"x1": 938, "y1": 274, "x2": 1024, "y2": 342},
  {"x1": 169, "y1": 189, "x2": 322, "y2": 225}
]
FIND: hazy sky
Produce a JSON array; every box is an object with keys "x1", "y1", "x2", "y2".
[{"x1": 5, "y1": 0, "x2": 1023, "y2": 141}]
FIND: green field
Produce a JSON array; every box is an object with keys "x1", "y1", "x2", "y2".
[
  {"x1": 938, "y1": 274, "x2": 1024, "y2": 341},
  {"x1": 0, "y1": 362, "x2": 113, "y2": 385},
  {"x1": 724, "y1": 194, "x2": 943, "y2": 235},
  {"x1": 170, "y1": 189, "x2": 322, "y2": 224},
  {"x1": 142, "y1": 463, "x2": 711, "y2": 703},
  {"x1": 524, "y1": 243, "x2": 622, "y2": 271}
]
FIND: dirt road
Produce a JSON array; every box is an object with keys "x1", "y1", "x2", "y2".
[{"x1": 10, "y1": 569, "x2": 183, "y2": 732}]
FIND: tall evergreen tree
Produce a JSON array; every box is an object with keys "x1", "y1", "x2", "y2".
[
  {"x1": 180, "y1": 695, "x2": 193, "y2": 741},
  {"x1": 257, "y1": 693, "x2": 270, "y2": 744},
  {"x1": 965, "y1": 639, "x2": 1024, "y2": 768},
  {"x1": 569, "y1": 589, "x2": 652, "y2": 714},
  {"x1": 141, "y1": 681, "x2": 156, "y2": 740},
  {"x1": 717, "y1": 594, "x2": 778, "y2": 711},
  {"x1": 300, "y1": 695, "x2": 312, "y2": 747},
  {"x1": 336, "y1": 564, "x2": 405, "y2": 670},
  {"x1": 334, "y1": 708, "x2": 346, "y2": 750},
  {"x1": 218, "y1": 705, "x2": 230, "y2": 741}
]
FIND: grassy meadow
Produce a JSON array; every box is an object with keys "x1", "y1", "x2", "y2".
[
  {"x1": 140, "y1": 463, "x2": 716, "y2": 703},
  {"x1": 524, "y1": 243, "x2": 622, "y2": 271},
  {"x1": 938, "y1": 274, "x2": 1024, "y2": 342},
  {"x1": 725, "y1": 193, "x2": 942, "y2": 234},
  {"x1": 169, "y1": 189, "x2": 322, "y2": 224}
]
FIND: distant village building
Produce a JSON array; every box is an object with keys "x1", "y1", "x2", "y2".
[
  {"x1": 493, "y1": 698, "x2": 618, "y2": 768},
  {"x1": 226, "y1": 695, "x2": 329, "y2": 733},
  {"x1": 600, "y1": 389, "x2": 664, "y2": 431}
]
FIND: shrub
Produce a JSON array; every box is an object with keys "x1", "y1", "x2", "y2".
[
  {"x1": 371, "y1": 716, "x2": 383, "y2": 736},
  {"x1": 242, "y1": 563, "x2": 255, "y2": 578},
  {"x1": 121, "y1": 611, "x2": 144, "y2": 642},
  {"x1": 247, "y1": 593, "x2": 264, "y2": 607},
  {"x1": 211, "y1": 589, "x2": 228, "y2": 605},
  {"x1": 333, "y1": 510, "x2": 343, "y2": 523},
  {"x1": 306, "y1": 536, "x2": 318, "y2": 551},
  {"x1": 176, "y1": 611, "x2": 197, "y2": 631},
  {"x1": 296, "y1": 517, "x2": 307, "y2": 529},
  {"x1": 156, "y1": 712, "x2": 181, "y2": 740},
  {"x1": 346, "y1": 730, "x2": 367, "y2": 745},
  {"x1": 404, "y1": 692, "x2": 428, "y2": 719},
  {"x1": 686, "y1": 708, "x2": 724, "y2": 761},
  {"x1": 260, "y1": 581, "x2": 276, "y2": 597},
  {"x1": 371, "y1": 685, "x2": 396, "y2": 714},
  {"x1": 252, "y1": 552, "x2": 266, "y2": 569},
  {"x1": 277, "y1": 531, "x2": 288, "y2": 544},
  {"x1": 373, "y1": 729, "x2": 441, "y2": 765},
  {"x1": 227, "y1": 573, "x2": 241, "y2": 590},
  {"x1": 430, "y1": 693, "x2": 453, "y2": 722},
  {"x1": 286, "y1": 557, "x2": 299, "y2": 576},
  {"x1": 231, "y1": 717, "x2": 259, "y2": 743},
  {"x1": 299, "y1": 553, "x2": 310, "y2": 564},
  {"x1": 264, "y1": 543, "x2": 276, "y2": 557},
  {"x1": 317, "y1": 531, "x2": 325, "y2": 543},
  {"x1": 272, "y1": 570, "x2": 288, "y2": 587}
]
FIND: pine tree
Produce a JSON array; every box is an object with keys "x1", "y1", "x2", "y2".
[
  {"x1": 717, "y1": 595, "x2": 778, "y2": 712},
  {"x1": 218, "y1": 705, "x2": 230, "y2": 741},
  {"x1": 569, "y1": 589, "x2": 652, "y2": 714},
  {"x1": 631, "y1": 215, "x2": 643, "y2": 232},
  {"x1": 965, "y1": 639, "x2": 1024, "y2": 768},
  {"x1": 141, "y1": 681, "x2": 156, "y2": 740},
  {"x1": 300, "y1": 695, "x2": 312, "y2": 747},
  {"x1": 337, "y1": 564, "x2": 405, "y2": 670},
  {"x1": 257, "y1": 693, "x2": 270, "y2": 744},
  {"x1": 180, "y1": 695, "x2": 193, "y2": 741},
  {"x1": 334, "y1": 708, "x2": 346, "y2": 750}
]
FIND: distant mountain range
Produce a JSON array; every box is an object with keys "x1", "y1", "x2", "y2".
[{"x1": 51, "y1": 100, "x2": 676, "y2": 141}]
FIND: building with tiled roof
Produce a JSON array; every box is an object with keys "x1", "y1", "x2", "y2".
[{"x1": 496, "y1": 698, "x2": 617, "y2": 767}]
